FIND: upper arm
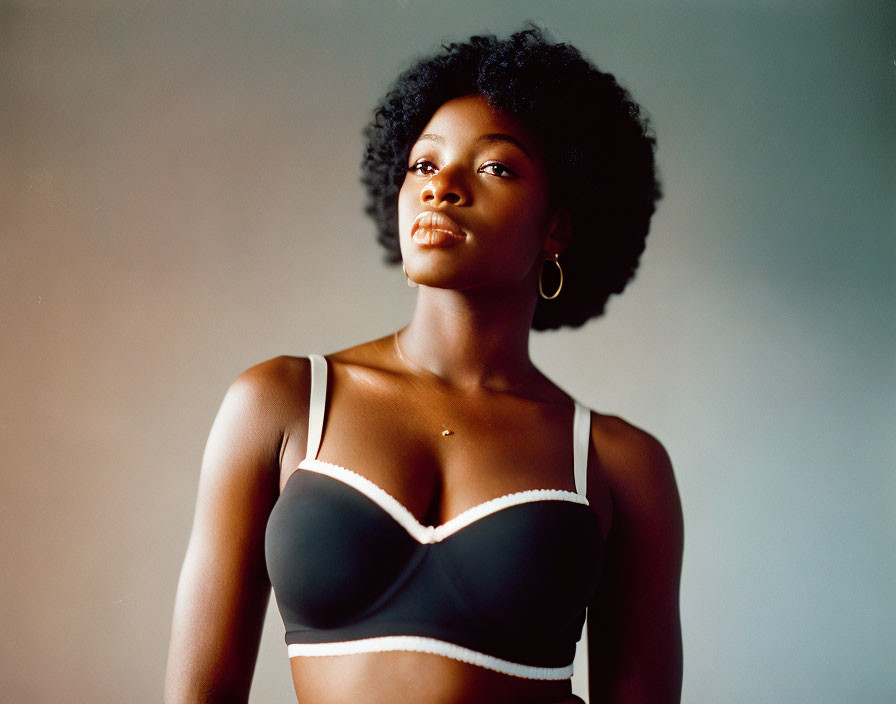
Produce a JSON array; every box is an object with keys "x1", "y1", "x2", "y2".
[
  {"x1": 164, "y1": 357, "x2": 307, "y2": 703},
  {"x1": 587, "y1": 418, "x2": 684, "y2": 704}
]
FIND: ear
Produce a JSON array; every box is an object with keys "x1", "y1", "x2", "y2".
[{"x1": 542, "y1": 208, "x2": 572, "y2": 257}]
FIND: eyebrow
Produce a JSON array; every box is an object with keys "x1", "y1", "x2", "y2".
[{"x1": 416, "y1": 132, "x2": 532, "y2": 158}]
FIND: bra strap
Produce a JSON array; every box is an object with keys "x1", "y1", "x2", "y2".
[
  {"x1": 305, "y1": 354, "x2": 328, "y2": 461},
  {"x1": 572, "y1": 402, "x2": 591, "y2": 497}
]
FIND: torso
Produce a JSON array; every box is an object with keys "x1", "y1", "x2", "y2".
[
  {"x1": 271, "y1": 339, "x2": 612, "y2": 703},
  {"x1": 288, "y1": 651, "x2": 580, "y2": 704}
]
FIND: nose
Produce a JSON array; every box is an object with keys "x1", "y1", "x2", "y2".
[{"x1": 421, "y1": 166, "x2": 469, "y2": 206}]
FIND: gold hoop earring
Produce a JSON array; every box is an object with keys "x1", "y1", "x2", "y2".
[
  {"x1": 538, "y1": 254, "x2": 563, "y2": 300},
  {"x1": 403, "y1": 263, "x2": 418, "y2": 288}
]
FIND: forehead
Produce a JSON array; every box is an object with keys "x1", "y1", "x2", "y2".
[{"x1": 413, "y1": 94, "x2": 537, "y2": 154}]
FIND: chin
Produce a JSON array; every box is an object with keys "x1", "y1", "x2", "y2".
[{"x1": 408, "y1": 270, "x2": 476, "y2": 291}]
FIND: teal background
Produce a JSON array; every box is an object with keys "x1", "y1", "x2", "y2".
[{"x1": 2, "y1": 1, "x2": 894, "y2": 701}]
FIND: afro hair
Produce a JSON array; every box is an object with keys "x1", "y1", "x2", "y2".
[{"x1": 361, "y1": 25, "x2": 661, "y2": 330}]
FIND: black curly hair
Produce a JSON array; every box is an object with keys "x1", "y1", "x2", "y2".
[{"x1": 361, "y1": 25, "x2": 661, "y2": 330}]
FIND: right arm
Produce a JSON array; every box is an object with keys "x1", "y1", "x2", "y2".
[{"x1": 164, "y1": 357, "x2": 308, "y2": 702}]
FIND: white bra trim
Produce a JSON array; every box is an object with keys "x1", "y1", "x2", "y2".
[
  {"x1": 286, "y1": 635, "x2": 574, "y2": 680},
  {"x1": 297, "y1": 457, "x2": 589, "y2": 544}
]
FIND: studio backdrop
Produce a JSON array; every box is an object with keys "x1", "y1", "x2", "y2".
[{"x1": 1, "y1": 2, "x2": 893, "y2": 702}]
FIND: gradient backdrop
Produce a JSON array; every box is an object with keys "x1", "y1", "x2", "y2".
[{"x1": 2, "y1": 1, "x2": 894, "y2": 702}]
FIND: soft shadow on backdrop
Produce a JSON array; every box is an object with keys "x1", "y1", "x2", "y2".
[{"x1": 2, "y1": 2, "x2": 894, "y2": 702}]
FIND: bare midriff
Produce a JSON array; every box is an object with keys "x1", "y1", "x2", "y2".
[{"x1": 289, "y1": 651, "x2": 580, "y2": 704}]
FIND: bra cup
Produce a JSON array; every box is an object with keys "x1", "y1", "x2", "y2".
[
  {"x1": 439, "y1": 501, "x2": 603, "y2": 634},
  {"x1": 266, "y1": 471, "x2": 418, "y2": 629},
  {"x1": 266, "y1": 468, "x2": 605, "y2": 671}
]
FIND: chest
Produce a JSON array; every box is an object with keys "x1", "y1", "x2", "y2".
[
  {"x1": 266, "y1": 355, "x2": 609, "y2": 679},
  {"x1": 278, "y1": 382, "x2": 588, "y2": 527}
]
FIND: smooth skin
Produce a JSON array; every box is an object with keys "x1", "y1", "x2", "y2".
[{"x1": 164, "y1": 95, "x2": 683, "y2": 703}]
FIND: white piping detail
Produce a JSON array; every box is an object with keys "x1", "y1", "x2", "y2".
[
  {"x1": 434, "y1": 489, "x2": 588, "y2": 541},
  {"x1": 297, "y1": 458, "x2": 588, "y2": 544},
  {"x1": 286, "y1": 636, "x2": 574, "y2": 680}
]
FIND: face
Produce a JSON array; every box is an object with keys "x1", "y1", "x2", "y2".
[{"x1": 398, "y1": 94, "x2": 562, "y2": 293}]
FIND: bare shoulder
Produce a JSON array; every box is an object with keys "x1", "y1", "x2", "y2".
[
  {"x1": 208, "y1": 355, "x2": 314, "y2": 468},
  {"x1": 589, "y1": 412, "x2": 683, "y2": 543},
  {"x1": 226, "y1": 355, "x2": 313, "y2": 421},
  {"x1": 590, "y1": 413, "x2": 675, "y2": 483},
  {"x1": 231, "y1": 355, "x2": 311, "y2": 403},
  {"x1": 229, "y1": 342, "x2": 395, "y2": 461}
]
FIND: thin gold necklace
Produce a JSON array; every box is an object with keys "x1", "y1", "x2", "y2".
[{"x1": 393, "y1": 331, "x2": 456, "y2": 437}]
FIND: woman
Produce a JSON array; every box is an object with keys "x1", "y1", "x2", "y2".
[{"x1": 165, "y1": 27, "x2": 683, "y2": 704}]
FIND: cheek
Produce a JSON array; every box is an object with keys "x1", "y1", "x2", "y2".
[
  {"x1": 504, "y1": 198, "x2": 552, "y2": 249},
  {"x1": 396, "y1": 179, "x2": 420, "y2": 261},
  {"x1": 397, "y1": 179, "x2": 416, "y2": 232}
]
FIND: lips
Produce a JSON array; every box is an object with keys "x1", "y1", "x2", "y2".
[{"x1": 411, "y1": 210, "x2": 466, "y2": 247}]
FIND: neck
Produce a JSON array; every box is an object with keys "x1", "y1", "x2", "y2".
[{"x1": 396, "y1": 283, "x2": 539, "y2": 390}]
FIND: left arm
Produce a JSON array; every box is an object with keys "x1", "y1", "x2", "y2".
[{"x1": 586, "y1": 417, "x2": 684, "y2": 703}]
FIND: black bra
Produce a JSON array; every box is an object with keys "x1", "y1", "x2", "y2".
[{"x1": 265, "y1": 354, "x2": 604, "y2": 680}]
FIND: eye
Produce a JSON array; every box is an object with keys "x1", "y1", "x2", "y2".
[
  {"x1": 408, "y1": 159, "x2": 438, "y2": 176},
  {"x1": 479, "y1": 161, "x2": 516, "y2": 179}
]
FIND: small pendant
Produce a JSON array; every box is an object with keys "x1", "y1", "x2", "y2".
[{"x1": 441, "y1": 428, "x2": 454, "y2": 437}]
